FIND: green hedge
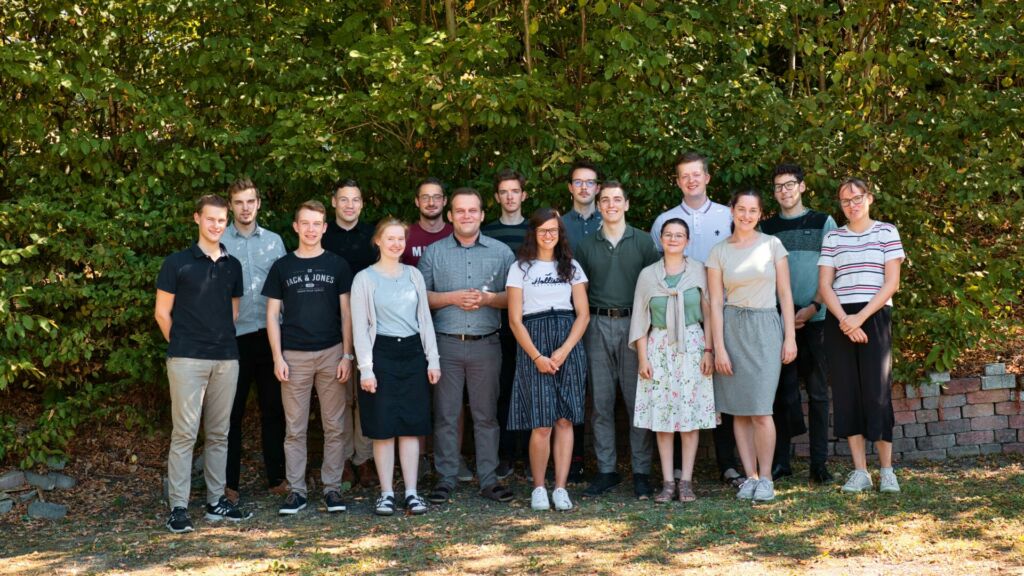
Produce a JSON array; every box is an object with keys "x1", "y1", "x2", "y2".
[{"x1": 1, "y1": 1, "x2": 1021, "y2": 466}]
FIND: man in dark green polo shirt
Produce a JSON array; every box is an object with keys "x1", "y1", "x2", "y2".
[{"x1": 574, "y1": 181, "x2": 660, "y2": 500}]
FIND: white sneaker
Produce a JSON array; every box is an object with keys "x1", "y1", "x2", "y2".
[
  {"x1": 736, "y1": 477, "x2": 758, "y2": 500},
  {"x1": 752, "y1": 479, "x2": 775, "y2": 502},
  {"x1": 841, "y1": 470, "x2": 873, "y2": 493},
  {"x1": 552, "y1": 487, "x2": 573, "y2": 511},
  {"x1": 530, "y1": 487, "x2": 550, "y2": 511},
  {"x1": 879, "y1": 468, "x2": 901, "y2": 493}
]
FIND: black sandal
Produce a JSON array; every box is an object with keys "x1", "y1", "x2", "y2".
[
  {"x1": 479, "y1": 483, "x2": 515, "y2": 503},
  {"x1": 428, "y1": 483, "x2": 453, "y2": 504}
]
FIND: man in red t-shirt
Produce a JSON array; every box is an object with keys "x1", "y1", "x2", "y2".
[{"x1": 402, "y1": 177, "x2": 453, "y2": 267}]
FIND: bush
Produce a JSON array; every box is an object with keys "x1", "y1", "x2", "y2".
[{"x1": 1, "y1": 1, "x2": 1020, "y2": 464}]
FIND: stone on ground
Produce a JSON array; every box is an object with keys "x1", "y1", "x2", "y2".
[{"x1": 28, "y1": 500, "x2": 68, "y2": 520}]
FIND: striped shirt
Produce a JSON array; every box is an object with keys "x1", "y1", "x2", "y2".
[{"x1": 818, "y1": 221, "x2": 905, "y2": 305}]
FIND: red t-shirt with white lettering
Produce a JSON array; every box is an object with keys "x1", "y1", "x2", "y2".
[{"x1": 401, "y1": 222, "x2": 453, "y2": 267}]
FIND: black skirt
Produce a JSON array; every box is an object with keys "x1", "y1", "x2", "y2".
[{"x1": 359, "y1": 334, "x2": 432, "y2": 439}]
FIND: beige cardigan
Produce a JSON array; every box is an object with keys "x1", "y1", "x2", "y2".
[
  {"x1": 628, "y1": 258, "x2": 707, "y2": 352},
  {"x1": 350, "y1": 264, "x2": 440, "y2": 381}
]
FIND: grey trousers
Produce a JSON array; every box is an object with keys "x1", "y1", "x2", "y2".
[
  {"x1": 434, "y1": 334, "x2": 502, "y2": 489},
  {"x1": 585, "y1": 315, "x2": 653, "y2": 474},
  {"x1": 166, "y1": 357, "x2": 239, "y2": 509}
]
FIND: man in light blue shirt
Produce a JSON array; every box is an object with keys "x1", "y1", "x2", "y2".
[{"x1": 222, "y1": 178, "x2": 288, "y2": 503}]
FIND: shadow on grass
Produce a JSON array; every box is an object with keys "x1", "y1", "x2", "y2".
[{"x1": 3, "y1": 458, "x2": 1024, "y2": 575}]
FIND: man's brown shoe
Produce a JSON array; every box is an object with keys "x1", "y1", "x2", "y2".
[
  {"x1": 342, "y1": 460, "x2": 356, "y2": 485},
  {"x1": 224, "y1": 487, "x2": 240, "y2": 506},
  {"x1": 269, "y1": 481, "x2": 290, "y2": 496}
]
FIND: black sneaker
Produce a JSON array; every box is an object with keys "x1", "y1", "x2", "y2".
[
  {"x1": 583, "y1": 471, "x2": 622, "y2": 497},
  {"x1": 324, "y1": 490, "x2": 347, "y2": 513},
  {"x1": 495, "y1": 460, "x2": 513, "y2": 481},
  {"x1": 279, "y1": 492, "x2": 307, "y2": 515},
  {"x1": 810, "y1": 464, "x2": 834, "y2": 484},
  {"x1": 568, "y1": 457, "x2": 585, "y2": 484},
  {"x1": 771, "y1": 464, "x2": 793, "y2": 482},
  {"x1": 205, "y1": 496, "x2": 253, "y2": 522},
  {"x1": 166, "y1": 506, "x2": 194, "y2": 533},
  {"x1": 633, "y1": 473, "x2": 652, "y2": 500}
]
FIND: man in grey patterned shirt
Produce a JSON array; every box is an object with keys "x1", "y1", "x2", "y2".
[{"x1": 418, "y1": 188, "x2": 516, "y2": 505}]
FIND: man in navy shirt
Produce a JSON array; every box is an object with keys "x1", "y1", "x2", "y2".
[
  {"x1": 264, "y1": 200, "x2": 355, "y2": 516},
  {"x1": 155, "y1": 194, "x2": 252, "y2": 533}
]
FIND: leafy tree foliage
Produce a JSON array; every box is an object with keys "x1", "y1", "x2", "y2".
[{"x1": 1, "y1": 0, "x2": 1021, "y2": 465}]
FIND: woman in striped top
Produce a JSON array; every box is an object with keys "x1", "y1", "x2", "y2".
[{"x1": 818, "y1": 178, "x2": 905, "y2": 494}]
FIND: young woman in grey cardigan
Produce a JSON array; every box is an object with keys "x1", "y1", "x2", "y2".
[{"x1": 351, "y1": 218, "x2": 441, "y2": 516}]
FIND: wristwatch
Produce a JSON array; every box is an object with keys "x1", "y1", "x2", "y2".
[{"x1": 342, "y1": 353, "x2": 355, "y2": 361}]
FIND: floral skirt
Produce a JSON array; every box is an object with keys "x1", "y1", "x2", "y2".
[{"x1": 633, "y1": 325, "x2": 717, "y2": 433}]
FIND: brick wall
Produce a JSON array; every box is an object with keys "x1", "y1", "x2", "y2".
[{"x1": 789, "y1": 363, "x2": 1022, "y2": 461}]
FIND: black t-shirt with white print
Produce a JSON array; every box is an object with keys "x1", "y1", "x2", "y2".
[{"x1": 262, "y1": 251, "x2": 353, "y2": 351}]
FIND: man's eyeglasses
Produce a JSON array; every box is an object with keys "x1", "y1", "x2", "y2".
[
  {"x1": 773, "y1": 180, "x2": 800, "y2": 193},
  {"x1": 839, "y1": 194, "x2": 868, "y2": 208},
  {"x1": 571, "y1": 179, "x2": 598, "y2": 189}
]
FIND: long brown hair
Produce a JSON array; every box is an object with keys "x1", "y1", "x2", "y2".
[{"x1": 517, "y1": 207, "x2": 575, "y2": 282}]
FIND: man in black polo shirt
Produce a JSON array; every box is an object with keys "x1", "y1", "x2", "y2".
[
  {"x1": 322, "y1": 179, "x2": 378, "y2": 488},
  {"x1": 264, "y1": 200, "x2": 355, "y2": 516},
  {"x1": 155, "y1": 194, "x2": 252, "y2": 534}
]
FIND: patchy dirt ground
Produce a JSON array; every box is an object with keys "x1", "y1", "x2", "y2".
[{"x1": 2, "y1": 418, "x2": 1024, "y2": 575}]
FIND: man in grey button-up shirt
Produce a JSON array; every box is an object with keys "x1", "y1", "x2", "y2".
[
  {"x1": 221, "y1": 179, "x2": 288, "y2": 502},
  {"x1": 418, "y1": 188, "x2": 516, "y2": 504}
]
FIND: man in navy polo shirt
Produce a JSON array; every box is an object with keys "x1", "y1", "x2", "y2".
[{"x1": 155, "y1": 194, "x2": 252, "y2": 534}]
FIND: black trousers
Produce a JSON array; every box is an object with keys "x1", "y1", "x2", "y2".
[
  {"x1": 825, "y1": 304, "x2": 894, "y2": 442},
  {"x1": 226, "y1": 329, "x2": 287, "y2": 490},
  {"x1": 773, "y1": 321, "x2": 830, "y2": 469}
]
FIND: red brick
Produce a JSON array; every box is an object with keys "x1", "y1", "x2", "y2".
[
  {"x1": 894, "y1": 410, "x2": 917, "y2": 425},
  {"x1": 967, "y1": 389, "x2": 1012, "y2": 404},
  {"x1": 1002, "y1": 443, "x2": 1024, "y2": 454},
  {"x1": 1010, "y1": 415, "x2": 1024, "y2": 429},
  {"x1": 939, "y1": 406, "x2": 961, "y2": 420},
  {"x1": 944, "y1": 378, "x2": 982, "y2": 394},
  {"x1": 892, "y1": 398, "x2": 921, "y2": 412},
  {"x1": 956, "y1": 430, "x2": 994, "y2": 445},
  {"x1": 962, "y1": 403, "x2": 995, "y2": 418},
  {"x1": 972, "y1": 415, "x2": 1009, "y2": 431},
  {"x1": 995, "y1": 401, "x2": 1021, "y2": 416},
  {"x1": 917, "y1": 409, "x2": 939, "y2": 423}
]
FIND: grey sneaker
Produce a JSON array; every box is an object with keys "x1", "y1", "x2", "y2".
[
  {"x1": 841, "y1": 470, "x2": 873, "y2": 493},
  {"x1": 752, "y1": 479, "x2": 775, "y2": 502},
  {"x1": 879, "y1": 468, "x2": 901, "y2": 493},
  {"x1": 736, "y1": 477, "x2": 758, "y2": 500}
]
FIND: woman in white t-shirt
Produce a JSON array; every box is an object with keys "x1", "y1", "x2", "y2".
[
  {"x1": 506, "y1": 208, "x2": 590, "y2": 512},
  {"x1": 818, "y1": 177, "x2": 905, "y2": 494}
]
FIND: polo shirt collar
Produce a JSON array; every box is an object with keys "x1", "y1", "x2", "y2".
[
  {"x1": 679, "y1": 198, "x2": 712, "y2": 216},
  {"x1": 597, "y1": 224, "x2": 635, "y2": 242},
  {"x1": 190, "y1": 242, "x2": 230, "y2": 261}
]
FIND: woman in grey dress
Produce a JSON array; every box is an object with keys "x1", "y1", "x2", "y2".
[{"x1": 706, "y1": 190, "x2": 797, "y2": 503}]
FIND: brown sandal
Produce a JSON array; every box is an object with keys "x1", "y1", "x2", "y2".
[
  {"x1": 654, "y1": 481, "x2": 675, "y2": 503},
  {"x1": 677, "y1": 480, "x2": 696, "y2": 502}
]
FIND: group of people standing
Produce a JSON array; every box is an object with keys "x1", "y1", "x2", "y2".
[{"x1": 154, "y1": 152, "x2": 905, "y2": 533}]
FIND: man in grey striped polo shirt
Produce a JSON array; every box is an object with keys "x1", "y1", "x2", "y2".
[{"x1": 418, "y1": 187, "x2": 516, "y2": 505}]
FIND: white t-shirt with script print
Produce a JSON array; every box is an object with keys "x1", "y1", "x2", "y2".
[{"x1": 506, "y1": 259, "x2": 588, "y2": 315}]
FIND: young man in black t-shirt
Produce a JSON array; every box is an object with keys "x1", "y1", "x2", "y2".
[
  {"x1": 155, "y1": 194, "x2": 252, "y2": 533},
  {"x1": 263, "y1": 200, "x2": 355, "y2": 515}
]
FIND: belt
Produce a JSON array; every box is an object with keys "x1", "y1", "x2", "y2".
[
  {"x1": 590, "y1": 307, "x2": 631, "y2": 318},
  {"x1": 439, "y1": 331, "x2": 498, "y2": 341}
]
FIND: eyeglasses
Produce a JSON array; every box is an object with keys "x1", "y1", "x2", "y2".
[
  {"x1": 571, "y1": 179, "x2": 598, "y2": 189},
  {"x1": 773, "y1": 180, "x2": 800, "y2": 193},
  {"x1": 536, "y1": 228, "x2": 560, "y2": 237},
  {"x1": 661, "y1": 233, "x2": 688, "y2": 241},
  {"x1": 418, "y1": 194, "x2": 444, "y2": 203},
  {"x1": 839, "y1": 194, "x2": 868, "y2": 208}
]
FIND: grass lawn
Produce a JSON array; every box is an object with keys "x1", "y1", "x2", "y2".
[{"x1": 2, "y1": 457, "x2": 1023, "y2": 575}]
